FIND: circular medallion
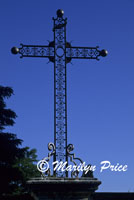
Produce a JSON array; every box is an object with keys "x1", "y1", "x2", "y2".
[{"x1": 56, "y1": 47, "x2": 64, "y2": 57}]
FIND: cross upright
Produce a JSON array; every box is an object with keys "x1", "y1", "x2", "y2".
[{"x1": 11, "y1": 9, "x2": 108, "y2": 178}]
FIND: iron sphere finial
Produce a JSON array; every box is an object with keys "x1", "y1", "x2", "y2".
[
  {"x1": 11, "y1": 47, "x2": 19, "y2": 54},
  {"x1": 100, "y1": 49, "x2": 108, "y2": 57},
  {"x1": 57, "y1": 9, "x2": 64, "y2": 18}
]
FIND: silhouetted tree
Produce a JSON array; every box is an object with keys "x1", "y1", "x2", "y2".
[
  {"x1": 0, "y1": 86, "x2": 17, "y2": 130},
  {"x1": 0, "y1": 86, "x2": 40, "y2": 196},
  {"x1": 0, "y1": 133, "x2": 25, "y2": 194},
  {"x1": 14, "y1": 147, "x2": 40, "y2": 193}
]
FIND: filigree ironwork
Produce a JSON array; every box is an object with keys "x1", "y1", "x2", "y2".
[
  {"x1": 19, "y1": 44, "x2": 54, "y2": 59},
  {"x1": 67, "y1": 144, "x2": 83, "y2": 178},
  {"x1": 66, "y1": 46, "x2": 100, "y2": 60},
  {"x1": 18, "y1": 44, "x2": 101, "y2": 61},
  {"x1": 54, "y1": 15, "x2": 68, "y2": 177},
  {"x1": 37, "y1": 142, "x2": 55, "y2": 177},
  {"x1": 11, "y1": 9, "x2": 107, "y2": 178}
]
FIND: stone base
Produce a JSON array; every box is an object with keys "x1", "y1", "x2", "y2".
[{"x1": 27, "y1": 177, "x2": 101, "y2": 200}]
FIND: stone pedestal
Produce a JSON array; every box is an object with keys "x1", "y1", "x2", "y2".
[{"x1": 27, "y1": 177, "x2": 101, "y2": 200}]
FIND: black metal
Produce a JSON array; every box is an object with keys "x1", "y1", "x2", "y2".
[
  {"x1": 65, "y1": 19, "x2": 68, "y2": 178},
  {"x1": 37, "y1": 142, "x2": 85, "y2": 178},
  {"x1": 11, "y1": 47, "x2": 19, "y2": 54},
  {"x1": 11, "y1": 9, "x2": 107, "y2": 178},
  {"x1": 17, "y1": 44, "x2": 101, "y2": 61},
  {"x1": 53, "y1": 15, "x2": 68, "y2": 177},
  {"x1": 66, "y1": 46, "x2": 101, "y2": 60},
  {"x1": 18, "y1": 44, "x2": 54, "y2": 59}
]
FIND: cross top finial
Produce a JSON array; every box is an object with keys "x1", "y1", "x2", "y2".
[{"x1": 56, "y1": 9, "x2": 64, "y2": 18}]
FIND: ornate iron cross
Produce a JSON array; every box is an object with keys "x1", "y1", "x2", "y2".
[{"x1": 11, "y1": 9, "x2": 107, "y2": 177}]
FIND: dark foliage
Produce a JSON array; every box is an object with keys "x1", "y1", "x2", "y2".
[
  {"x1": 0, "y1": 86, "x2": 40, "y2": 196},
  {"x1": 0, "y1": 86, "x2": 17, "y2": 130}
]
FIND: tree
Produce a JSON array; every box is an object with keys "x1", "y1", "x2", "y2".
[
  {"x1": 0, "y1": 132, "x2": 25, "y2": 195},
  {"x1": 0, "y1": 86, "x2": 40, "y2": 196},
  {"x1": 0, "y1": 86, "x2": 17, "y2": 130},
  {"x1": 14, "y1": 147, "x2": 40, "y2": 194}
]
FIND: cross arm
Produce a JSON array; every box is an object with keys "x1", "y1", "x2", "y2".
[
  {"x1": 11, "y1": 42, "x2": 54, "y2": 61},
  {"x1": 66, "y1": 46, "x2": 108, "y2": 61},
  {"x1": 11, "y1": 43, "x2": 107, "y2": 62}
]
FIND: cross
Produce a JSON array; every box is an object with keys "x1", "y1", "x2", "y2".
[{"x1": 11, "y1": 9, "x2": 108, "y2": 177}]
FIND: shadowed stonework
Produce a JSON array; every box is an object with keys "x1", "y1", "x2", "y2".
[{"x1": 27, "y1": 177, "x2": 101, "y2": 200}]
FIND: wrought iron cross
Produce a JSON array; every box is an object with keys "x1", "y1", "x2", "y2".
[{"x1": 11, "y1": 9, "x2": 107, "y2": 177}]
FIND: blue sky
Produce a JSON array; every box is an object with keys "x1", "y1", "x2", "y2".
[{"x1": 0, "y1": 0, "x2": 134, "y2": 192}]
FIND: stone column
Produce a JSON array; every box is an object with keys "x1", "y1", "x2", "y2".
[{"x1": 27, "y1": 177, "x2": 101, "y2": 200}]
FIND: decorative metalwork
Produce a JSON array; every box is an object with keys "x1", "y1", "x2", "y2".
[
  {"x1": 11, "y1": 9, "x2": 107, "y2": 178},
  {"x1": 19, "y1": 44, "x2": 54, "y2": 59},
  {"x1": 66, "y1": 46, "x2": 100, "y2": 60},
  {"x1": 37, "y1": 142, "x2": 55, "y2": 177},
  {"x1": 67, "y1": 144, "x2": 83, "y2": 178},
  {"x1": 53, "y1": 14, "x2": 68, "y2": 177},
  {"x1": 18, "y1": 44, "x2": 101, "y2": 61}
]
